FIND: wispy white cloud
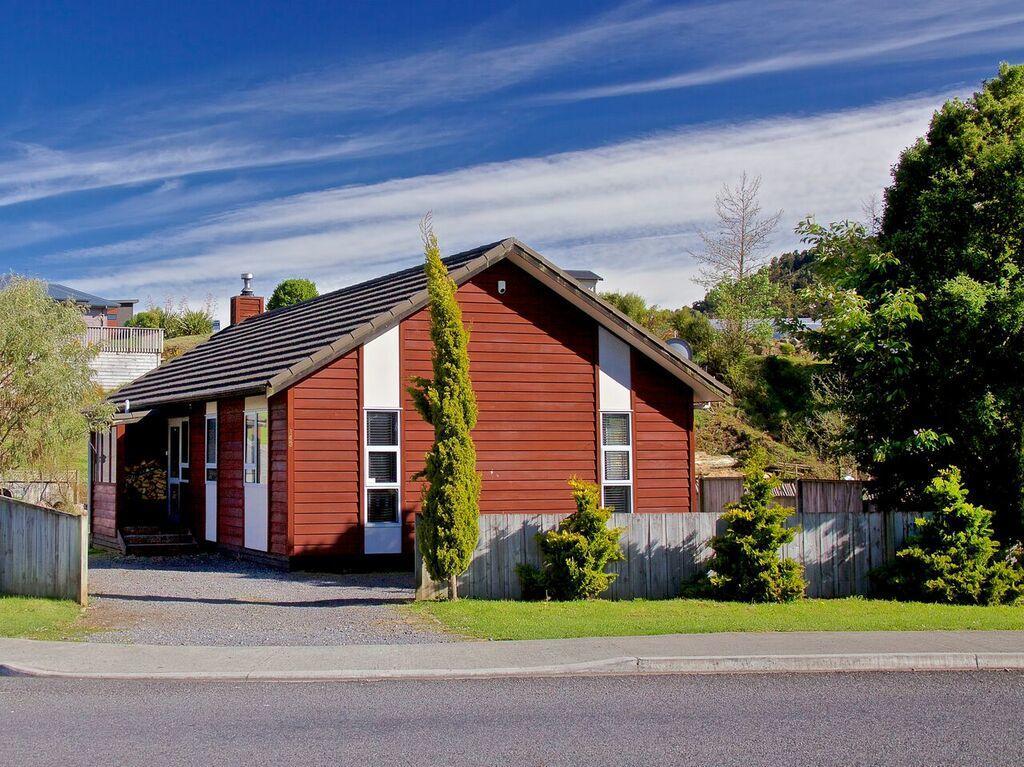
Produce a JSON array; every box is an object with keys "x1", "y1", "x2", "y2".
[
  {"x1": 1, "y1": 0, "x2": 1015, "y2": 213},
  {"x1": 545, "y1": 2, "x2": 1024, "y2": 102},
  {"x1": 64, "y1": 92, "x2": 950, "y2": 316},
  {"x1": 0, "y1": 127, "x2": 453, "y2": 208}
]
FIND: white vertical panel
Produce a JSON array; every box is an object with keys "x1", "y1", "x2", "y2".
[
  {"x1": 205, "y1": 401, "x2": 217, "y2": 543},
  {"x1": 362, "y1": 326, "x2": 401, "y2": 555},
  {"x1": 598, "y1": 327, "x2": 631, "y2": 410},
  {"x1": 362, "y1": 326, "x2": 400, "y2": 408},
  {"x1": 244, "y1": 485, "x2": 269, "y2": 551},
  {"x1": 243, "y1": 395, "x2": 268, "y2": 552}
]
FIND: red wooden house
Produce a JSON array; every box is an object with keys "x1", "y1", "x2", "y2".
[{"x1": 90, "y1": 239, "x2": 729, "y2": 567}]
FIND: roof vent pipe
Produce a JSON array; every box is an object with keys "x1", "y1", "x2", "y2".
[
  {"x1": 240, "y1": 273, "x2": 254, "y2": 296},
  {"x1": 667, "y1": 338, "x2": 693, "y2": 360}
]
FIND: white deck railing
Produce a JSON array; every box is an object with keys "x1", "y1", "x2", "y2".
[{"x1": 84, "y1": 326, "x2": 164, "y2": 354}]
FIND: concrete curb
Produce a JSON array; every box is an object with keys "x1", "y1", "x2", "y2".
[{"x1": 5, "y1": 652, "x2": 1024, "y2": 681}]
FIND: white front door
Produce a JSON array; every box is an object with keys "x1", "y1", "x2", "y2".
[
  {"x1": 167, "y1": 417, "x2": 190, "y2": 526},
  {"x1": 204, "y1": 404, "x2": 218, "y2": 542},
  {"x1": 243, "y1": 397, "x2": 269, "y2": 552}
]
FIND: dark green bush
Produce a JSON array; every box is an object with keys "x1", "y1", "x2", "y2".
[
  {"x1": 872, "y1": 467, "x2": 1024, "y2": 605},
  {"x1": 695, "y1": 451, "x2": 805, "y2": 602},
  {"x1": 516, "y1": 478, "x2": 625, "y2": 601}
]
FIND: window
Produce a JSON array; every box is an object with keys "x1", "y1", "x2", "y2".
[
  {"x1": 92, "y1": 428, "x2": 117, "y2": 484},
  {"x1": 244, "y1": 411, "x2": 268, "y2": 484},
  {"x1": 205, "y1": 415, "x2": 218, "y2": 482},
  {"x1": 601, "y1": 412, "x2": 632, "y2": 513},
  {"x1": 365, "y1": 410, "x2": 400, "y2": 525},
  {"x1": 167, "y1": 419, "x2": 189, "y2": 483}
]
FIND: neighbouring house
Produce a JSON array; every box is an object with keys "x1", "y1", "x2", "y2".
[
  {"x1": 38, "y1": 281, "x2": 139, "y2": 327},
  {"x1": 0, "y1": 276, "x2": 162, "y2": 390},
  {"x1": 89, "y1": 239, "x2": 729, "y2": 565}
]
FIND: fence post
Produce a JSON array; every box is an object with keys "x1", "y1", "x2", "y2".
[{"x1": 76, "y1": 511, "x2": 89, "y2": 606}]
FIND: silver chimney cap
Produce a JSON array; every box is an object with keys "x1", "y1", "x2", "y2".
[
  {"x1": 667, "y1": 337, "x2": 693, "y2": 360},
  {"x1": 240, "y1": 273, "x2": 254, "y2": 296}
]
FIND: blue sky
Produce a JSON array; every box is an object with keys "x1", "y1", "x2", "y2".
[{"x1": 2, "y1": 0, "x2": 1023, "y2": 319}]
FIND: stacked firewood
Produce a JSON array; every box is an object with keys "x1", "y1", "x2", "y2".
[{"x1": 124, "y1": 460, "x2": 167, "y2": 501}]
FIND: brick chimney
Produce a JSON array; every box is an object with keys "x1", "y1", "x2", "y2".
[{"x1": 230, "y1": 273, "x2": 264, "y2": 325}]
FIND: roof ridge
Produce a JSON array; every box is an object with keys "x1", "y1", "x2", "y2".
[{"x1": 232, "y1": 240, "x2": 508, "y2": 330}]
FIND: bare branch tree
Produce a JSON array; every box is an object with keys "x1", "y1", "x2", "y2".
[
  {"x1": 692, "y1": 173, "x2": 782, "y2": 287},
  {"x1": 861, "y1": 195, "x2": 883, "y2": 235}
]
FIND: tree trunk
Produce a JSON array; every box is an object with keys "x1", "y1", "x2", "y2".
[{"x1": 448, "y1": 574, "x2": 459, "y2": 601}]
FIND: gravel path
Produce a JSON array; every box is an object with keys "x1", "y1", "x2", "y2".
[{"x1": 84, "y1": 553, "x2": 456, "y2": 646}]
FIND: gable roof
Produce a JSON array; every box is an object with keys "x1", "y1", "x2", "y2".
[
  {"x1": 111, "y1": 239, "x2": 729, "y2": 409},
  {"x1": 0, "y1": 276, "x2": 136, "y2": 309}
]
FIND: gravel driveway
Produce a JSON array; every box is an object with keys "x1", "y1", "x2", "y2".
[{"x1": 84, "y1": 553, "x2": 455, "y2": 646}]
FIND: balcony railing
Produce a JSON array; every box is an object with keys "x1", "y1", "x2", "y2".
[{"x1": 84, "y1": 326, "x2": 164, "y2": 354}]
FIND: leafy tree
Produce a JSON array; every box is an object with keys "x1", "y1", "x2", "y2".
[
  {"x1": 409, "y1": 217, "x2": 480, "y2": 600},
  {"x1": 696, "y1": 450, "x2": 805, "y2": 602},
  {"x1": 0, "y1": 278, "x2": 113, "y2": 476},
  {"x1": 872, "y1": 467, "x2": 1023, "y2": 605},
  {"x1": 702, "y1": 270, "x2": 781, "y2": 388},
  {"x1": 125, "y1": 298, "x2": 215, "y2": 339},
  {"x1": 168, "y1": 307, "x2": 214, "y2": 337},
  {"x1": 803, "y1": 65, "x2": 1024, "y2": 536},
  {"x1": 268, "y1": 278, "x2": 319, "y2": 310},
  {"x1": 600, "y1": 291, "x2": 714, "y2": 358},
  {"x1": 517, "y1": 478, "x2": 625, "y2": 601},
  {"x1": 124, "y1": 306, "x2": 169, "y2": 330}
]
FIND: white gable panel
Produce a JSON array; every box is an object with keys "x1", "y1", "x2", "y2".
[
  {"x1": 598, "y1": 327, "x2": 631, "y2": 410},
  {"x1": 362, "y1": 326, "x2": 401, "y2": 408}
]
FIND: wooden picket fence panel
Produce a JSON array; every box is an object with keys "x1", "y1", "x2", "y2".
[
  {"x1": 0, "y1": 497, "x2": 89, "y2": 604},
  {"x1": 416, "y1": 510, "x2": 921, "y2": 601}
]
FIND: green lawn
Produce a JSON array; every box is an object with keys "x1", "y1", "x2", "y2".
[
  {"x1": 0, "y1": 596, "x2": 87, "y2": 640},
  {"x1": 408, "y1": 597, "x2": 1024, "y2": 640}
]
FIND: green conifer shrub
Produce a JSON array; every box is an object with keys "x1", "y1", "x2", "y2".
[
  {"x1": 409, "y1": 217, "x2": 480, "y2": 600},
  {"x1": 872, "y1": 467, "x2": 1024, "y2": 605},
  {"x1": 516, "y1": 478, "x2": 625, "y2": 601},
  {"x1": 699, "y1": 451, "x2": 805, "y2": 602}
]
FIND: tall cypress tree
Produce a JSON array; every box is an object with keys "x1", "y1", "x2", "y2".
[{"x1": 409, "y1": 217, "x2": 480, "y2": 599}]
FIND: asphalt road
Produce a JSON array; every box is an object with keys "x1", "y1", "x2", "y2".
[{"x1": 4, "y1": 672, "x2": 1023, "y2": 766}]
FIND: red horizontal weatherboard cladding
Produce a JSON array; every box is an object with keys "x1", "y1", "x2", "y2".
[
  {"x1": 288, "y1": 349, "x2": 361, "y2": 556},
  {"x1": 402, "y1": 260, "x2": 600, "y2": 549},
  {"x1": 268, "y1": 393, "x2": 289, "y2": 556},
  {"x1": 217, "y1": 397, "x2": 244, "y2": 547},
  {"x1": 631, "y1": 350, "x2": 695, "y2": 513}
]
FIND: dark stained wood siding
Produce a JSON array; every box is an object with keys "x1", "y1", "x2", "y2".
[
  {"x1": 217, "y1": 397, "x2": 244, "y2": 547},
  {"x1": 268, "y1": 393, "x2": 289, "y2": 556},
  {"x1": 402, "y1": 260, "x2": 599, "y2": 542},
  {"x1": 289, "y1": 349, "x2": 361, "y2": 556},
  {"x1": 631, "y1": 350, "x2": 695, "y2": 513}
]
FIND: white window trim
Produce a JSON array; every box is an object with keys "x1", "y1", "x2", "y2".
[
  {"x1": 243, "y1": 409, "x2": 268, "y2": 485},
  {"x1": 168, "y1": 417, "x2": 190, "y2": 484},
  {"x1": 600, "y1": 410, "x2": 633, "y2": 513},
  {"x1": 364, "y1": 408, "x2": 401, "y2": 527},
  {"x1": 205, "y1": 414, "x2": 218, "y2": 481}
]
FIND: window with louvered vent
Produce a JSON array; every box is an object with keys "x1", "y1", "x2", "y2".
[
  {"x1": 601, "y1": 412, "x2": 633, "y2": 513},
  {"x1": 365, "y1": 410, "x2": 400, "y2": 525},
  {"x1": 367, "y1": 411, "x2": 397, "y2": 446}
]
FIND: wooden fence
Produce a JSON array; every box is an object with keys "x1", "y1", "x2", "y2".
[
  {"x1": 700, "y1": 478, "x2": 862, "y2": 515},
  {"x1": 416, "y1": 510, "x2": 921, "y2": 601},
  {"x1": 0, "y1": 497, "x2": 88, "y2": 604}
]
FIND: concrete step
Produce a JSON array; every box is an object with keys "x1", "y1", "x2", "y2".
[{"x1": 119, "y1": 527, "x2": 199, "y2": 556}]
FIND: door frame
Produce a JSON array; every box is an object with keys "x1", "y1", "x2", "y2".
[{"x1": 167, "y1": 416, "x2": 190, "y2": 526}]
